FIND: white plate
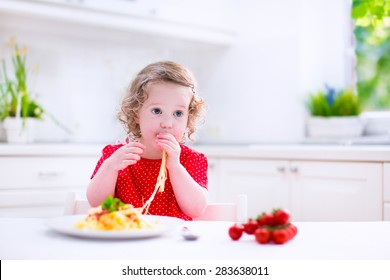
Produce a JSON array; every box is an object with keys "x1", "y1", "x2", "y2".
[{"x1": 46, "y1": 214, "x2": 183, "y2": 239}]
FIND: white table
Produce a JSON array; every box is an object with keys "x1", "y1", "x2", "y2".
[{"x1": 1, "y1": 217, "x2": 390, "y2": 260}]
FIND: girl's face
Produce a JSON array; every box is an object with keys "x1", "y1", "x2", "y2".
[{"x1": 137, "y1": 81, "x2": 192, "y2": 152}]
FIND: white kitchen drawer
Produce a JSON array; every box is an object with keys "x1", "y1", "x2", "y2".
[
  {"x1": 385, "y1": 203, "x2": 390, "y2": 221},
  {"x1": 0, "y1": 205, "x2": 64, "y2": 218},
  {"x1": 0, "y1": 189, "x2": 83, "y2": 207},
  {"x1": 0, "y1": 188, "x2": 85, "y2": 217},
  {"x1": 0, "y1": 156, "x2": 97, "y2": 189}
]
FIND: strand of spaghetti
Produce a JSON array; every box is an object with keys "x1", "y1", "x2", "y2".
[
  {"x1": 157, "y1": 150, "x2": 167, "y2": 192},
  {"x1": 141, "y1": 151, "x2": 168, "y2": 214}
]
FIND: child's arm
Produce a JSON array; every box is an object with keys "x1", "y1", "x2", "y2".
[
  {"x1": 168, "y1": 164, "x2": 208, "y2": 218},
  {"x1": 86, "y1": 143, "x2": 145, "y2": 207},
  {"x1": 157, "y1": 133, "x2": 208, "y2": 218}
]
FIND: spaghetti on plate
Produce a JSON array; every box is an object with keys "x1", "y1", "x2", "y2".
[{"x1": 75, "y1": 199, "x2": 159, "y2": 231}]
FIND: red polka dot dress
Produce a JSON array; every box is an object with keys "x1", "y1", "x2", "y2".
[{"x1": 91, "y1": 144, "x2": 208, "y2": 220}]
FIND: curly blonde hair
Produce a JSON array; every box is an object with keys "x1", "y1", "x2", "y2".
[{"x1": 118, "y1": 61, "x2": 206, "y2": 142}]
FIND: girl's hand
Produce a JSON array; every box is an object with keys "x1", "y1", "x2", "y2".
[
  {"x1": 156, "y1": 133, "x2": 181, "y2": 170},
  {"x1": 106, "y1": 142, "x2": 145, "y2": 171}
]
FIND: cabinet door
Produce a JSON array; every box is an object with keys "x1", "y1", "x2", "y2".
[
  {"x1": 384, "y1": 163, "x2": 390, "y2": 203},
  {"x1": 0, "y1": 0, "x2": 236, "y2": 46},
  {"x1": 291, "y1": 161, "x2": 382, "y2": 221},
  {"x1": 384, "y1": 163, "x2": 390, "y2": 221},
  {"x1": 218, "y1": 159, "x2": 290, "y2": 218}
]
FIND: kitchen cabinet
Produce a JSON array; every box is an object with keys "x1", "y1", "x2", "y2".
[
  {"x1": 217, "y1": 159, "x2": 291, "y2": 218},
  {"x1": 0, "y1": 0, "x2": 237, "y2": 46},
  {"x1": 214, "y1": 158, "x2": 383, "y2": 221},
  {"x1": 384, "y1": 163, "x2": 390, "y2": 221},
  {"x1": 289, "y1": 160, "x2": 382, "y2": 221},
  {"x1": 0, "y1": 146, "x2": 100, "y2": 217}
]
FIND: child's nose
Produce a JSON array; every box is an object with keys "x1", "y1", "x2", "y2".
[{"x1": 160, "y1": 117, "x2": 173, "y2": 129}]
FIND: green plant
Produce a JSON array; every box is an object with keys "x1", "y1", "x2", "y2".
[
  {"x1": 0, "y1": 38, "x2": 44, "y2": 121},
  {"x1": 306, "y1": 86, "x2": 362, "y2": 117}
]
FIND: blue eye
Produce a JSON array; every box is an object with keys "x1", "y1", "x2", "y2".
[
  {"x1": 174, "y1": 111, "x2": 183, "y2": 117},
  {"x1": 151, "y1": 108, "x2": 162, "y2": 115}
]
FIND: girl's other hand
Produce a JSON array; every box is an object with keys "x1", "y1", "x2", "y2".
[
  {"x1": 156, "y1": 133, "x2": 181, "y2": 170},
  {"x1": 106, "y1": 142, "x2": 145, "y2": 171}
]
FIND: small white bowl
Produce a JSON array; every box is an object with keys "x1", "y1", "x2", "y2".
[{"x1": 361, "y1": 111, "x2": 390, "y2": 136}]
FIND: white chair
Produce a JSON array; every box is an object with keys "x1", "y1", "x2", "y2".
[
  {"x1": 64, "y1": 191, "x2": 248, "y2": 222},
  {"x1": 63, "y1": 191, "x2": 90, "y2": 215}
]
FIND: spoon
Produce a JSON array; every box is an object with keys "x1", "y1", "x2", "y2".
[{"x1": 182, "y1": 226, "x2": 199, "y2": 241}]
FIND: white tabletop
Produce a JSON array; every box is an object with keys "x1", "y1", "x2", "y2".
[{"x1": 1, "y1": 217, "x2": 390, "y2": 260}]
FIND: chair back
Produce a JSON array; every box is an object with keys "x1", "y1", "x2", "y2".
[
  {"x1": 63, "y1": 191, "x2": 90, "y2": 215},
  {"x1": 193, "y1": 194, "x2": 248, "y2": 222}
]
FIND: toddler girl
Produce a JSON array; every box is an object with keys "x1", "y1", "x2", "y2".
[{"x1": 87, "y1": 61, "x2": 208, "y2": 220}]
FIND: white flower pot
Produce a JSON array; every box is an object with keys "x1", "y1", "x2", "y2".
[
  {"x1": 3, "y1": 117, "x2": 37, "y2": 144},
  {"x1": 307, "y1": 116, "x2": 365, "y2": 139}
]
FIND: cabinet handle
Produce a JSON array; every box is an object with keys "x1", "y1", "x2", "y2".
[
  {"x1": 289, "y1": 166, "x2": 299, "y2": 173},
  {"x1": 277, "y1": 166, "x2": 286, "y2": 173},
  {"x1": 37, "y1": 171, "x2": 63, "y2": 177}
]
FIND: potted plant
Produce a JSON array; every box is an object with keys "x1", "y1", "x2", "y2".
[
  {"x1": 0, "y1": 38, "x2": 43, "y2": 143},
  {"x1": 0, "y1": 38, "x2": 67, "y2": 143},
  {"x1": 305, "y1": 85, "x2": 365, "y2": 139}
]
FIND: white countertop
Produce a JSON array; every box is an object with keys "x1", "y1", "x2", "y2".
[
  {"x1": 0, "y1": 143, "x2": 103, "y2": 156},
  {"x1": 0, "y1": 143, "x2": 390, "y2": 161},
  {"x1": 195, "y1": 144, "x2": 390, "y2": 162},
  {"x1": 1, "y1": 217, "x2": 390, "y2": 260}
]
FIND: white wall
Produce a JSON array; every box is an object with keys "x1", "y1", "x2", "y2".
[
  {"x1": 198, "y1": 1, "x2": 302, "y2": 143},
  {"x1": 198, "y1": 0, "x2": 351, "y2": 144},
  {"x1": 299, "y1": 0, "x2": 352, "y2": 94},
  {"x1": 0, "y1": 0, "x2": 350, "y2": 144}
]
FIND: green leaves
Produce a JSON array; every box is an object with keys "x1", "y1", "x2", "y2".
[
  {"x1": 332, "y1": 89, "x2": 362, "y2": 116},
  {"x1": 101, "y1": 196, "x2": 124, "y2": 213},
  {"x1": 0, "y1": 39, "x2": 44, "y2": 120},
  {"x1": 352, "y1": 0, "x2": 390, "y2": 110},
  {"x1": 352, "y1": 0, "x2": 390, "y2": 23},
  {"x1": 306, "y1": 92, "x2": 332, "y2": 117},
  {"x1": 306, "y1": 88, "x2": 361, "y2": 117}
]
